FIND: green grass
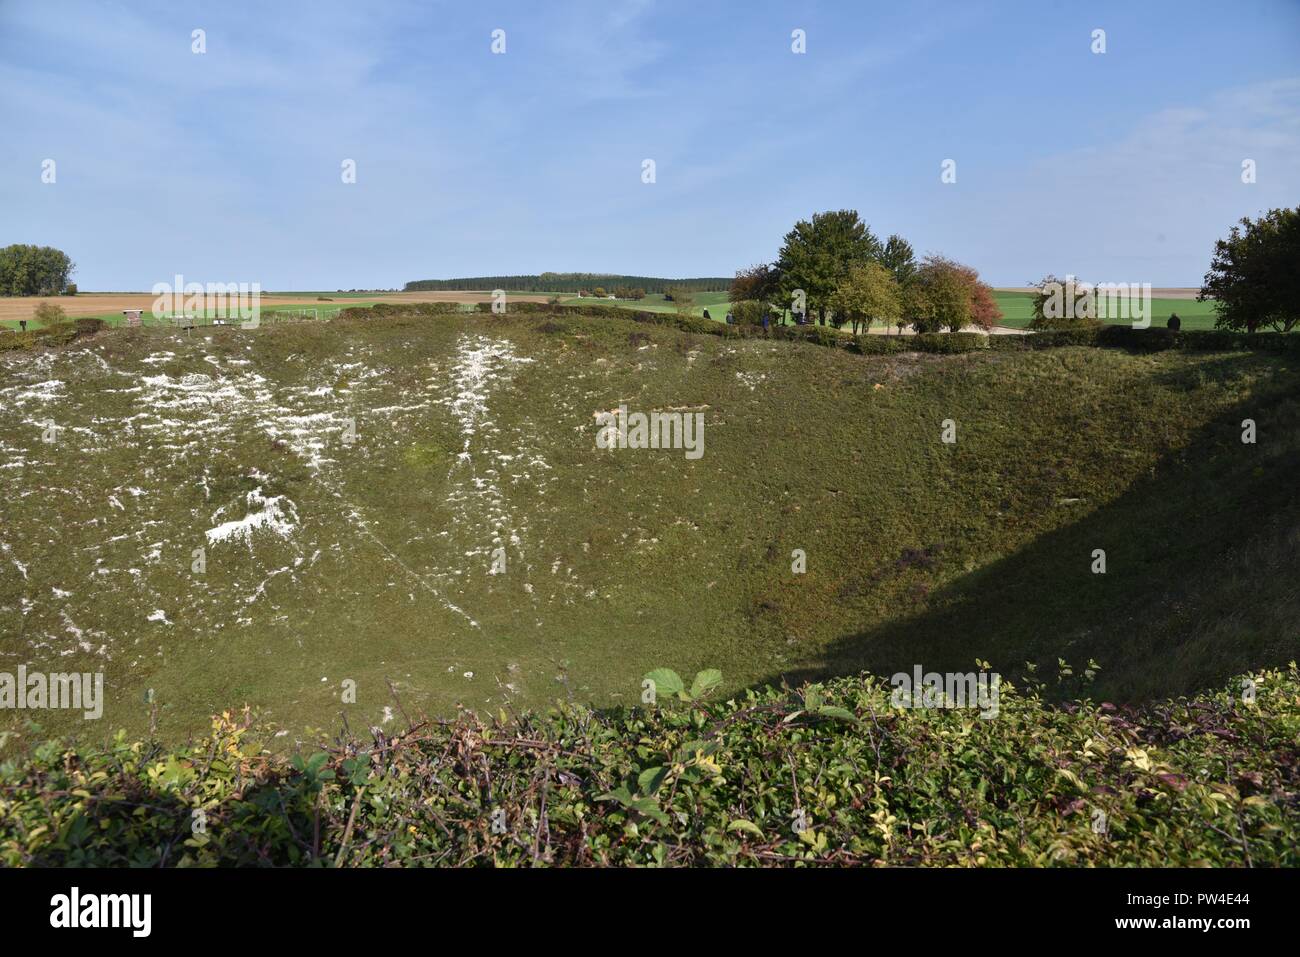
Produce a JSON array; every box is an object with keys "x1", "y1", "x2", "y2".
[
  {"x1": 992, "y1": 290, "x2": 1224, "y2": 330},
  {"x1": 559, "y1": 291, "x2": 732, "y2": 319},
  {"x1": 2, "y1": 310, "x2": 1297, "y2": 746},
  {"x1": 1, "y1": 290, "x2": 1226, "y2": 333},
  {"x1": 558, "y1": 289, "x2": 1228, "y2": 331}
]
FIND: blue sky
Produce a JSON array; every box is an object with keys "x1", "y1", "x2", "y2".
[{"x1": 1, "y1": 0, "x2": 1297, "y2": 289}]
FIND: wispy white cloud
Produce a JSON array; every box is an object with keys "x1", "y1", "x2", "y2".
[
  {"x1": 936, "y1": 77, "x2": 1300, "y2": 284},
  {"x1": 0, "y1": 1, "x2": 1295, "y2": 287}
]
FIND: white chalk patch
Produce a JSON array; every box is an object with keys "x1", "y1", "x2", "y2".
[{"x1": 205, "y1": 488, "x2": 298, "y2": 545}]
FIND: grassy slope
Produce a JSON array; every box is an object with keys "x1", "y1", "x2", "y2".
[{"x1": 1, "y1": 311, "x2": 1296, "y2": 745}]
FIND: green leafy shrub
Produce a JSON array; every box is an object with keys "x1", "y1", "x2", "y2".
[
  {"x1": 1099, "y1": 326, "x2": 1179, "y2": 352},
  {"x1": 0, "y1": 318, "x2": 107, "y2": 351},
  {"x1": 987, "y1": 334, "x2": 1027, "y2": 351},
  {"x1": 851, "y1": 336, "x2": 907, "y2": 355},
  {"x1": 729, "y1": 300, "x2": 767, "y2": 325},
  {"x1": 850, "y1": 333, "x2": 985, "y2": 355},
  {"x1": 325, "y1": 303, "x2": 1300, "y2": 361},
  {"x1": 774, "y1": 325, "x2": 855, "y2": 348},
  {"x1": 1, "y1": 665, "x2": 1295, "y2": 867},
  {"x1": 1027, "y1": 327, "x2": 1103, "y2": 349},
  {"x1": 912, "y1": 332, "x2": 988, "y2": 353}
]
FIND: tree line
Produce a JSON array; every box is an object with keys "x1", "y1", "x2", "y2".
[
  {"x1": 579, "y1": 285, "x2": 647, "y2": 299},
  {"x1": 729, "y1": 211, "x2": 1001, "y2": 334},
  {"x1": 405, "y1": 273, "x2": 732, "y2": 294},
  {"x1": 0, "y1": 245, "x2": 76, "y2": 296}
]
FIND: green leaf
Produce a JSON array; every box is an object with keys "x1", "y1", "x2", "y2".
[
  {"x1": 676, "y1": 740, "x2": 714, "y2": 759},
  {"x1": 804, "y1": 686, "x2": 823, "y2": 711},
  {"x1": 595, "y1": 786, "x2": 635, "y2": 807},
  {"x1": 637, "y1": 766, "x2": 667, "y2": 796},
  {"x1": 631, "y1": 798, "x2": 670, "y2": 825},
  {"x1": 690, "y1": 669, "x2": 723, "y2": 699},
  {"x1": 817, "y1": 706, "x2": 860, "y2": 725},
  {"x1": 727, "y1": 819, "x2": 764, "y2": 838},
  {"x1": 306, "y1": 752, "x2": 329, "y2": 774},
  {"x1": 643, "y1": 668, "x2": 684, "y2": 697}
]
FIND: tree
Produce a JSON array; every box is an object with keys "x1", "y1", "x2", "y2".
[
  {"x1": 915, "y1": 258, "x2": 969, "y2": 333},
  {"x1": 880, "y1": 234, "x2": 917, "y2": 286},
  {"x1": 1028, "y1": 274, "x2": 1101, "y2": 330},
  {"x1": 33, "y1": 301, "x2": 66, "y2": 324},
  {"x1": 829, "y1": 261, "x2": 901, "y2": 335},
  {"x1": 0, "y1": 244, "x2": 76, "y2": 296},
  {"x1": 899, "y1": 279, "x2": 933, "y2": 334},
  {"x1": 941, "y1": 259, "x2": 1001, "y2": 332},
  {"x1": 909, "y1": 256, "x2": 997, "y2": 333},
  {"x1": 730, "y1": 263, "x2": 782, "y2": 324},
  {"x1": 665, "y1": 286, "x2": 695, "y2": 314},
  {"x1": 731, "y1": 263, "x2": 779, "y2": 302},
  {"x1": 968, "y1": 279, "x2": 1003, "y2": 331},
  {"x1": 1199, "y1": 207, "x2": 1300, "y2": 333},
  {"x1": 776, "y1": 210, "x2": 882, "y2": 325}
]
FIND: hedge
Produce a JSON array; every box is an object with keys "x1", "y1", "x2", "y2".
[
  {"x1": 0, "y1": 317, "x2": 105, "y2": 352},
  {"x1": 988, "y1": 325, "x2": 1300, "y2": 355},
  {"x1": 1, "y1": 665, "x2": 1295, "y2": 867},
  {"x1": 339, "y1": 301, "x2": 465, "y2": 321},
  {"x1": 346, "y1": 302, "x2": 1300, "y2": 358},
  {"x1": 16, "y1": 302, "x2": 1290, "y2": 362}
]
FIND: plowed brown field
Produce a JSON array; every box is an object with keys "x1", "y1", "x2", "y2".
[{"x1": 0, "y1": 290, "x2": 551, "y2": 323}]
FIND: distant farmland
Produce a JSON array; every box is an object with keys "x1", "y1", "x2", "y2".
[
  {"x1": 563, "y1": 289, "x2": 1225, "y2": 330},
  {"x1": 405, "y1": 273, "x2": 732, "y2": 294},
  {"x1": 0, "y1": 287, "x2": 1227, "y2": 333},
  {"x1": 989, "y1": 290, "x2": 1223, "y2": 330},
  {"x1": 0, "y1": 290, "x2": 551, "y2": 329}
]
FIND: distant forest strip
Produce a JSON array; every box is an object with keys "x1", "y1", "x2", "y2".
[{"x1": 404, "y1": 273, "x2": 732, "y2": 293}]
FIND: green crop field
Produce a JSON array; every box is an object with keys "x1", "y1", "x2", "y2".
[
  {"x1": 558, "y1": 289, "x2": 1228, "y2": 331},
  {"x1": 992, "y1": 291, "x2": 1223, "y2": 330},
  {"x1": 559, "y1": 291, "x2": 733, "y2": 318},
  {"x1": 2, "y1": 309, "x2": 1296, "y2": 746}
]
